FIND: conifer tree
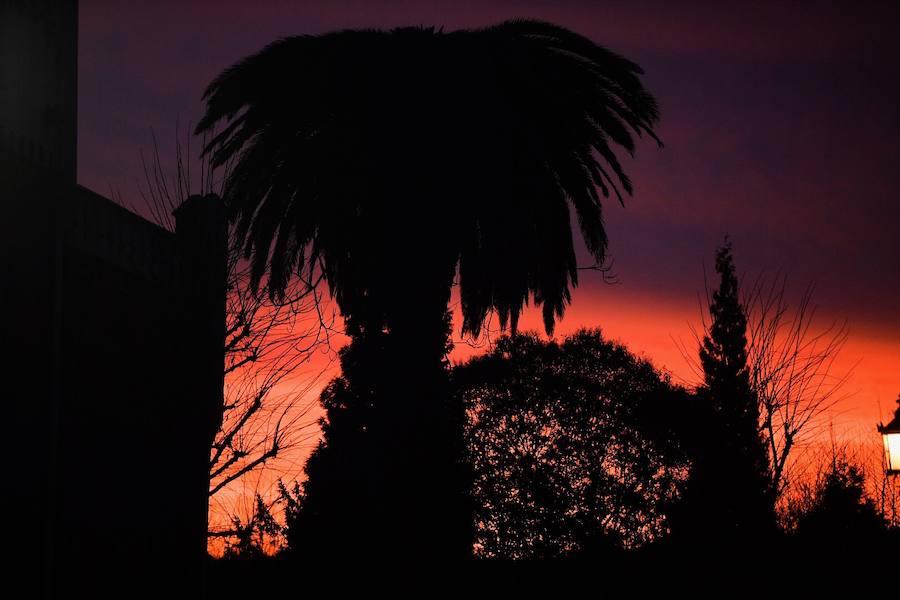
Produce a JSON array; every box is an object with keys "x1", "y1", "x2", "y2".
[{"x1": 698, "y1": 241, "x2": 774, "y2": 539}]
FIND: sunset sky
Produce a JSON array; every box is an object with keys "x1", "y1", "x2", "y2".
[{"x1": 77, "y1": 0, "x2": 900, "y2": 473}]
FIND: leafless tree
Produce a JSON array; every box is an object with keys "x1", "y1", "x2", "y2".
[
  {"x1": 744, "y1": 276, "x2": 851, "y2": 500},
  {"x1": 208, "y1": 481, "x2": 304, "y2": 557},
  {"x1": 126, "y1": 125, "x2": 339, "y2": 553},
  {"x1": 205, "y1": 232, "x2": 335, "y2": 553}
]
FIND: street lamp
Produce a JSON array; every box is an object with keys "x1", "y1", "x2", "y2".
[{"x1": 878, "y1": 396, "x2": 900, "y2": 475}]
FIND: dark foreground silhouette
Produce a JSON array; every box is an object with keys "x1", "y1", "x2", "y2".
[
  {"x1": 6, "y1": 3, "x2": 897, "y2": 594},
  {"x1": 208, "y1": 325, "x2": 898, "y2": 590},
  {"x1": 3, "y1": 3, "x2": 222, "y2": 597},
  {"x1": 196, "y1": 20, "x2": 662, "y2": 559}
]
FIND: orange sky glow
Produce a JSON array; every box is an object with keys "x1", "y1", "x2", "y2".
[{"x1": 207, "y1": 278, "x2": 900, "y2": 555}]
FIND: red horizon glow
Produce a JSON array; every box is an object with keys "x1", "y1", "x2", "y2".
[{"x1": 207, "y1": 283, "x2": 898, "y2": 555}]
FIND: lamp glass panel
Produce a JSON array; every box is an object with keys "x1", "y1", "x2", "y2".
[{"x1": 885, "y1": 432, "x2": 900, "y2": 472}]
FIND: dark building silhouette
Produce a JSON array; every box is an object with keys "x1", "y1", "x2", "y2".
[{"x1": 1, "y1": 1, "x2": 225, "y2": 597}]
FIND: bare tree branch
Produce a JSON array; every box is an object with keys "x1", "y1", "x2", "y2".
[
  {"x1": 128, "y1": 126, "x2": 339, "y2": 554},
  {"x1": 743, "y1": 275, "x2": 852, "y2": 501}
]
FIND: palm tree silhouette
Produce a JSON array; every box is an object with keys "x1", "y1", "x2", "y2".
[{"x1": 196, "y1": 20, "x2": 661, "y2": 557}]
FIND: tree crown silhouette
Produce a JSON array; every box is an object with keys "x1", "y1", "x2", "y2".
[{"x1": 195, "y1": 20, "x2": 661, "y2": 335}]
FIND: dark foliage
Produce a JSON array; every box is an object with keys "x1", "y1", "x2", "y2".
[
  {"x1": 195, "y1": 20, "x2": 661, "y2": 558},
  {"x1": 700, "y1": 242, "x2": 758, "y2": 450},
  {"x1": 195, "y1": 19, "x2": 661, "y2": 336},
  {"x1": 793, "y1": 459, "x2": 888, "y2": 543},
  {"x1": 285, "y1": 310, "x2": 473, "y2": 558},
  {"x1": 669, "y1": 242, "x2": 776, "y2": 559},
  {"x1": 454, "y1": 329, "x2": 690, "y2": 559},
  {"x1": 784, "y1": 458, "x2": 898, "y2": 592}
]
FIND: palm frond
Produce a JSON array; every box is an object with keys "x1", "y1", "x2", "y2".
[{"x1": 195, "y1": 20, "x2": 661, "y2": 335}]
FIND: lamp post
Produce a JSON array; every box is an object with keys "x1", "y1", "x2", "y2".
[{"x1": 877, "y1": 395, "x2": 900, "y2": 475}]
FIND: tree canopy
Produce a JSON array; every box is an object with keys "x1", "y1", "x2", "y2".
[{"x1": 453, "y1": 329, "x2": 689, "y2": 558}]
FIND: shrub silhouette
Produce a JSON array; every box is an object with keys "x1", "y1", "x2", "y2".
[{"x1": 792, "y1": 458, "x2": 892, "y2": 550}]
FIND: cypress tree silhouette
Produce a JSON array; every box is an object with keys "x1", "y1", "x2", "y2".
[
  {"x1": 674, "y1": 241, "x2": 774, "y2": 563},
  {"x1": 195, "y1": 20, "x2": 662, "y2": 558}
]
